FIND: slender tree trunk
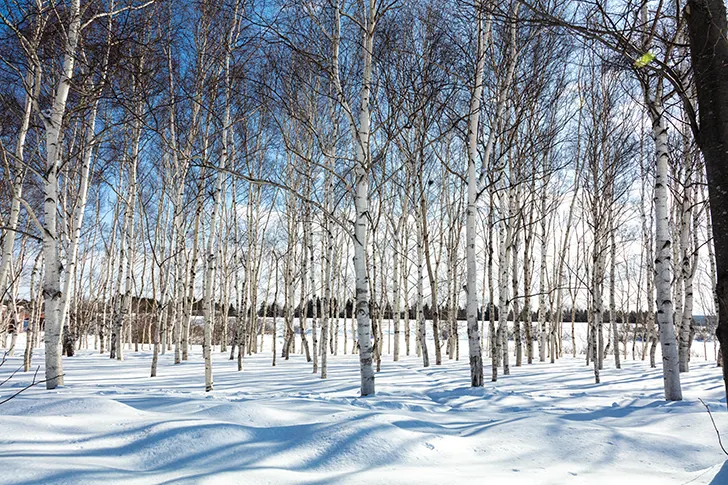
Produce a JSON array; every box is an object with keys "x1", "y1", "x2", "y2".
[
  {"x1": 610, "y1": 214, "x2": 620, "y2": 369},
  {"x1": 321, "y1": 152, "x2": 334, "y2": 378},
  {"x1": 309, "y1": 198, "x2": 319, "y2": 373},
  {"x1": 0, "y1": 65, "x2": 37, "y2": 302},
  {"x1": 511, "y1": 196, "x2": 522, "y2": 367},
  {"x1": 392, "y1": 220, "x2": 401, "y2": 362},
  {"x1": 416, "y1": 194, "x2": 429, "y2": 368},
  {"x1": 201, "y1": 54, "x2": 234, "y2": 388},
  {"x1": 538, "y1": 189, "x2": 548, "y2": 363},
  {"x1": 23, "y1": 252, "x2": 42, "y2": 371},
  {"x1": 465, "y1": 1, "x2": 489, "y2": 387}
]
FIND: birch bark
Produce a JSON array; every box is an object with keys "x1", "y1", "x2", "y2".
[
  {"x1": 42, "y1": 0, "x2": 82, "y2": 388},
  {"x1": 650, "y1": 100, "x2": 683, "y2": 400},
  {"x1": 464, "y1": 0, "x2": 490, "y2": 387}
]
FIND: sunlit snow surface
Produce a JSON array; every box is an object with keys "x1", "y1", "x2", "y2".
[{"x1": 1, "y1": 326, "x2": 727, "y2": 485}]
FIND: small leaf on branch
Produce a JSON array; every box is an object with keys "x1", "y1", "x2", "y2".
[{"x1": 634, "y1": 51, "x2": 656, "y2": 68}]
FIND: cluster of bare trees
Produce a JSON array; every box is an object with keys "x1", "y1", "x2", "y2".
[{"x1": 1, "y1": 0, "x2": 727, "y2": 403}]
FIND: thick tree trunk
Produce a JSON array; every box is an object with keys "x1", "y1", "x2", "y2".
[
  {"x1": 650, "y1": 104, "x2": 682, "y2": 401},
  {"x1": 685, "y1": 0, "x2": 728, "y2": 405},
  {"x1": 42, "y1": 0, "x2": 81, "y2": 389},
  {"x1": 354, "y1": 165, "x2": 375, "y2": 395},
  {"x1": 353, "y1": 20, "x2": 376, "y2": 395}
]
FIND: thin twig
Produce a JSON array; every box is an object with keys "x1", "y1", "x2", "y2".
[
  {"x1": 0, "y1": 366, "x2": 65, "y2": 406},
  {"x1": 0, "y1": 364, "x2": 22, "y2": 387},
  {"x1": 698, "y1": 398, "x2": 728, "y2": 456}
]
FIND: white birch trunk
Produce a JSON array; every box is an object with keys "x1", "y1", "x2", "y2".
[
  {"x1": 331, "y1": 0, "x2": 375, "y2": 396},
  {"x1": 650, "y1": 104, "x2": 682, "y2": 400},
  {"x1": 309, "y1": 200, "x2": 318, "y2": 373},
  {"x1": 24, "y1": 252, "x2": 43, "y2": 371},
  {"x1": 464, "y1": 1, "x2": 490, "y2": 387},
  {"x1": 416, "y1": 197, "x2": 429, "y2": 367},
  {"x1": 321, "y1": 153, "x2": 334, "y2": 378},
  {"x1": 538, "y1": 188, "x2": 549, "y2": 363},
  {"x1": 392, "y1": 216, "x2": 402, "y2": 362},
  {"x1": 495, "y1": 188, "x2": 512, "y2": 380},
  {"x1": 354, "y1": 164, "x2": 374, "y2": 395},
  {"x1": 0, "y1": 66, "x2": 37, "y2": 302},
  {"x1": 678, "y1": 175, "x2": 695, "y2": 372},
  {"x1": 42, "y1": 0, "x2": 81, "y2": 389},
  {"x1": 610, "y1": 213, "x2": 620, "y2": 369}
]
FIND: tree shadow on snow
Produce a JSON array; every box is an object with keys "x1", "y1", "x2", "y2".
[{"x1": 710, "y1": 460, "x2": 728, "y2": 484}]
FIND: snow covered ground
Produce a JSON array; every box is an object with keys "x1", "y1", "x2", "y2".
[{"x1": 1, "y1": 324, "x2": 727, "y2": 485}]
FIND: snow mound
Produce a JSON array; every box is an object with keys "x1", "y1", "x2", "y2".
[{"x1": 1, "y1": 343, "x2": 726, "y2": 484}]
